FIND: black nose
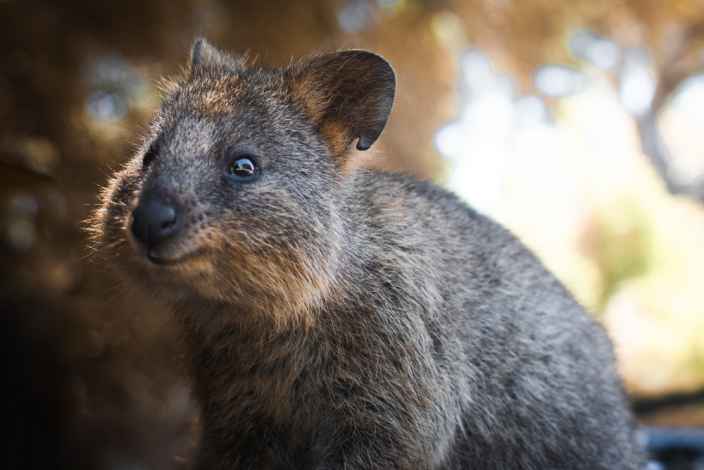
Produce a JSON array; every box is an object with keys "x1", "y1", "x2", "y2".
[{"x1": 131, "y1": 195, "x2": 181, "y2": 248}]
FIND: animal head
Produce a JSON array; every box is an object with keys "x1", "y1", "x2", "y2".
[{"x1": 90, "y1": 39, "x2": 395, "y2": 327}]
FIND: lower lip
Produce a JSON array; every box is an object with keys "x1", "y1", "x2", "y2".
[
  {"x1": 146, "y1": 248, "x2": 205, "y2": 266},
  {"x1": 147, "y1": 251, "x2": 173, "y2": 265}
]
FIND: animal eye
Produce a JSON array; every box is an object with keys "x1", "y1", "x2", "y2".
[
  {"x1": 227, "y1": 155, "x2": 258, "y2": 181},
  {"x1": 142, "y1": 143, "x2": 158, "y2": 169}
]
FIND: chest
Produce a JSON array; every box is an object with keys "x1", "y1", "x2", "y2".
[{"x1": 196, "y1": 367, "x2": 336, "y2": 470}]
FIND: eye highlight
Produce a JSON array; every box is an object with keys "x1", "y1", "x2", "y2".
[{"x1": 227, "y1": 154, "x2": 259, "y2": 182}]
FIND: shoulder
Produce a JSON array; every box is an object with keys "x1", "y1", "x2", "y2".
[{"x1": 346, "y1": 169, "x2": 481, "y2": 221}]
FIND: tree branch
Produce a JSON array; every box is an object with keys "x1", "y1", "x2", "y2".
[{"x1": 633, "y1": 25, "x2": 704, "y2": 202}]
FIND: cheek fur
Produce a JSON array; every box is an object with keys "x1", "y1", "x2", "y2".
[
  {"x1": 88, "y1": 165, "x2": 143, "y2": 257},
  {"x1": 189, "y1": 194, "x2": 343, "y2": 326}
]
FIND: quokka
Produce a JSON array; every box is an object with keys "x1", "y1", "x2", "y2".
[{"x1": 91, "y1": 39, "x2": 644, "y2": 469}]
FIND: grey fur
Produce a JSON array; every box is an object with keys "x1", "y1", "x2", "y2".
[{"x1": 90, "y1": 40, "x2": 645, "y2": 469}]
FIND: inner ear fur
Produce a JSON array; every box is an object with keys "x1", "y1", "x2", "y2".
[{"x1": 286, "y1": 50, "x2": 396, "y2": 158}]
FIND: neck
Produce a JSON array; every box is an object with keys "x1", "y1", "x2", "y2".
[{"x1": 174, "y1": 297, "x2": 320, "y2": 432}]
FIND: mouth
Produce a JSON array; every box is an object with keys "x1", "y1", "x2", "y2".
[
  {"x1": 145, "y1": 247, "x2": 208, "y2": 267},
  {"x1": 124, "y1": 224, "x2": 208, "y2": 268}
]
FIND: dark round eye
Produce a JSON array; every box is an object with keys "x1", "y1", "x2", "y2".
[
  {"x1": 142, "y1": 143, "x2": 158, "y2": 169},
  {"x1": 227, "y1": 156, "x2": 258, "y2": 181}
]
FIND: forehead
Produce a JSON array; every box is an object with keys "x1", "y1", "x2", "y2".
[
  {"x1": 156, "y1": 70, "x2": 291, "y2": 149},
  {"x1": 158, "y1": 116, "x2": 217, "y2": 157},
  {"x1": 179, "y1": 74, "x2": 243, "y2": 115},
  {"x1": 164, "y1": 68, "x2": 286, "y2": 117}
]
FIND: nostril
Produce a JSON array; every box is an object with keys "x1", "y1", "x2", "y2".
[{"x1": 159, "y1": 206, "x2": 177, "y2": 232}]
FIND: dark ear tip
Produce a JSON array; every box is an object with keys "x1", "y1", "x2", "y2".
[
  {"x1": 356, "y1": 137, "x2": 372, "y2": 151},
  {"x1": 356, "y1": 131, "x2": 382, "y2": 151},
  {"x1": 191, "y1": 36, "x2": 213, "y2": 66},
  {"x1": 190, "y1": 37, "x2": 209, "y2": 66}
]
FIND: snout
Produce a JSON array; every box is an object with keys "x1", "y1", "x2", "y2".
[{"x1": 131, "y1": 193, "x2": 183, "y2": 263}]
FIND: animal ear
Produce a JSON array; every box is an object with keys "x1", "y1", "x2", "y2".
[
  {"x1": 190, "y1": 38, "x2": 245, "y2": 74},
  {"x1": 287, "y1": 50, "x2": 396, "y2": 156}
]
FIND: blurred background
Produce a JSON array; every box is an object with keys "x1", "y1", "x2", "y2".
[{"x1": 2, "y1": 0, "x2": 704, "y2": 469}]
